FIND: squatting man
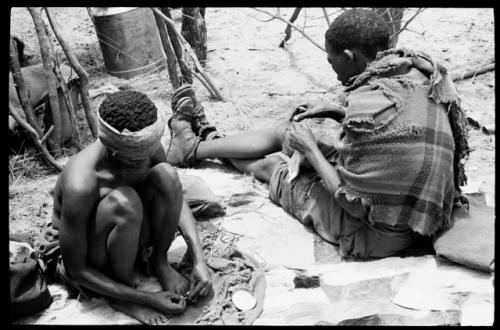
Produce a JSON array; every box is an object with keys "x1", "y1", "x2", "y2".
[{"x1": 52, "y1": 91, "x2": 212, "y2": 324}]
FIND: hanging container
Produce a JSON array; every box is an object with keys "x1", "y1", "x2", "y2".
[{"x1": 90, "y1": 7, "x2": 165, "y2": 79}]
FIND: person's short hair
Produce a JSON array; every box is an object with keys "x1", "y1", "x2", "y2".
[
  {"x1": 98, "y1": 90, "x2": 158, "y2": 132},
  {"x1": 325, "y1": 9, "x2": 390, "y2": 59}
]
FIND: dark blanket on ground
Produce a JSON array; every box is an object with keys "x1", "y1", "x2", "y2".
[{"x1": 433, "y1": 195, "x2": 495, "y2": 272}]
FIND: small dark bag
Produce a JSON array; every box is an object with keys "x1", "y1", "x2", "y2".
[{"x1": 10, "y1": 247, "x2": 53, "y2": 320}]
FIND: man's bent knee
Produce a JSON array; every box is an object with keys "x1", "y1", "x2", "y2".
[
  {"x1": 147, "y1": 163, "x2": 182, "y2": 197},
  {"x1": 103, "y1": 187, "x2": 143, "y2": 226}
]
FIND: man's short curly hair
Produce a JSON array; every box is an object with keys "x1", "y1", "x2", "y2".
[
  {"x1": 99, "y1": 90, "x2": 158, "y2": 132},
  {"x1": 325, "y1": 9, "x2": 390, "y2": 59}
]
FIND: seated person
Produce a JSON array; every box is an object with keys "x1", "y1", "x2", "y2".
[
  {"x1": 165, "y1": 9, "x2": 470, "y2": 259},
  {"x1": 52, "y1": 90, "x2": 212, "y2": 324}
]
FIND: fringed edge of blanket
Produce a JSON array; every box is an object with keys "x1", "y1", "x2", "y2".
[{"x1": 336, "y1": 185, "x2": 451, "y2": 237}]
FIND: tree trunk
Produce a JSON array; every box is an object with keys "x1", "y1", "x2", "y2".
[
  {"x1": 181, "y1": 7, "x2": 207, "y2": 65},
  {"x1": 161, "y1": 7, "x2": 193, "y2": 84},
  {"x1": 374, "y1": 8, "x2": 405, "y2": 48},
  {"x1": 154, "y1": 11, "x2": 182, "y2": 89}
]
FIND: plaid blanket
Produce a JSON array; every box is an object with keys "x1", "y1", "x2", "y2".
[{"x1": 334, "y1": 49, "x2": 466, "y2": 236}]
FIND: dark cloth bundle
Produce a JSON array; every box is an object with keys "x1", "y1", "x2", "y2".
[{"x1": 10, "y1": 240, "x2": 53, "y2": 320}]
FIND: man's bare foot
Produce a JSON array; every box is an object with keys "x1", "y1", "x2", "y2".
[
  {"x1": 110, "y1": 299, "x2": 169, "y2": 325},
  {"x1": 153, "y1": 262, "x2": 189, "y2": 295}
]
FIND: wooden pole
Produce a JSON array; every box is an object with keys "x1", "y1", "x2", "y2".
[
  {"x1": 28, "y1": 7, "x2": 62, "y2": 156},
  {"x1": 9, "y1": 39, "x2": 44, "y2": 137},
  {"x1": 160, "y1": 7, "x2": 193, "y2": 84},
  {"x1": 46, "y1": 7, "x2": 99, "y2": 139},
  {"x1": 10, "y1": 37, "x2": 62, "y2": 172},
  {"x1": 153, "y1": 8, "x2": 225, "y2": 101},
  {"x1": 154, "y1": 10, "x2": 182, "y2": 89},
  {"x1": 181, "y1": 7, "x2": 207, "y2": 64}
]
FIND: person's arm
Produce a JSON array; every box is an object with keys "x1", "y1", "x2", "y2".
[
  {"x1": 287, "y1": 123, "x2": 341, "y2": 195},
  {"x1": 291, "y1": 102, "x2": 346, "y2": 122},
  {"x1": 58, "y1": 175, "x2": 184, "y2": 314},
  {"x1": 177, "y1": 200, "x2": 212, "y2": 300}
]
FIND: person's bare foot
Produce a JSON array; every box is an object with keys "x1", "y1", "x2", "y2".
[
  {"x1": 153, "y1": 261, "x2": 189, "y2": 295},
  {"x1": 110, "y1": 299, "x2": 169, "y2": 325}
]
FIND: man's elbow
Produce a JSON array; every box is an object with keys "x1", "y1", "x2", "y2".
[{"x1": 66, "y1": 264, "x2": 87, "y2": 284}]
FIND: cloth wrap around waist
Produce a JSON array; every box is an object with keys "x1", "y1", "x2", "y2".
[{"x1": 97, "y1": 108, "x2": 166, "y2": 163}]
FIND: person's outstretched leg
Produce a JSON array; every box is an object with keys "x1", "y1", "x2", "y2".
[
  {"x1": 229, "y1": 155, "x2": 285, "y2": 183},
  {"x1": 166, "y1": 97, "x2": 290, "y2": 164},
  {"x1": 195, "y1": 121, "x2": 289, "y2": 160},
  {"x1": 138, "y1": 163, "x2": 189, "y2": 294}
]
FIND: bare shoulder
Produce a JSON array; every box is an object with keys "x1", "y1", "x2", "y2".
[{"x1": 59, "y1": 142, "x2": 102, "y2": 199}]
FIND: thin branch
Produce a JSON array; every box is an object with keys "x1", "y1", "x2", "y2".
[
  {"x1": 279, "y1": 7, "x2": 302, "y2": 48},
  {"x1": 392, "y1": 8, "x2": 425, "y2": 39},
  {"x1": 40, "y1": 125, "x2": 54, "y2": 144},
  {"x1": 451, "y1": 62, "x2": 495, "y2": 82},
  {"x1": 322, "y1": 8, "x2": 331, "y2": 26},
  {"x1": 251, "y1": 7, "x2": 326, "y2": 52},
  {"x1": 9, "y1": 107, "x2": 63, "y2": 171}
]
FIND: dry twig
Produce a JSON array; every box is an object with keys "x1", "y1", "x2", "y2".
[
  {"x1": 391, "y1": 8, "x2": 425, "y2": 40},
  {"x1": 322, "y1": 8, "x2": 331, "y2": 26},
  {"x1": 279, "y1": 7, "x2": 302, "y2": 48},
  {"x1": 252, "y1": 7, "x2": 326, "y2": 52},
  {"x1": 451, "y1": 62, "x2": 495, "y2": 82}
]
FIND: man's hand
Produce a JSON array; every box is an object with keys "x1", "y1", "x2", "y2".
[
  {"x1": 150, "y1": 291, "x2": 186, "y2": 315},
  {"x1": 289, "y1": 102, "x2": 345, "y2": 122},
  {"x1": 187, "y1": 260, "x2": 212, "y2": 301},
  {"x1": 288, "y1": 122, "x2": 318, "y2": 155}
]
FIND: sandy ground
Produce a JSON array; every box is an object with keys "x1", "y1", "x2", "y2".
[{"x1": 9, "y1": 5, "x2": 495, "y2": 291}]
